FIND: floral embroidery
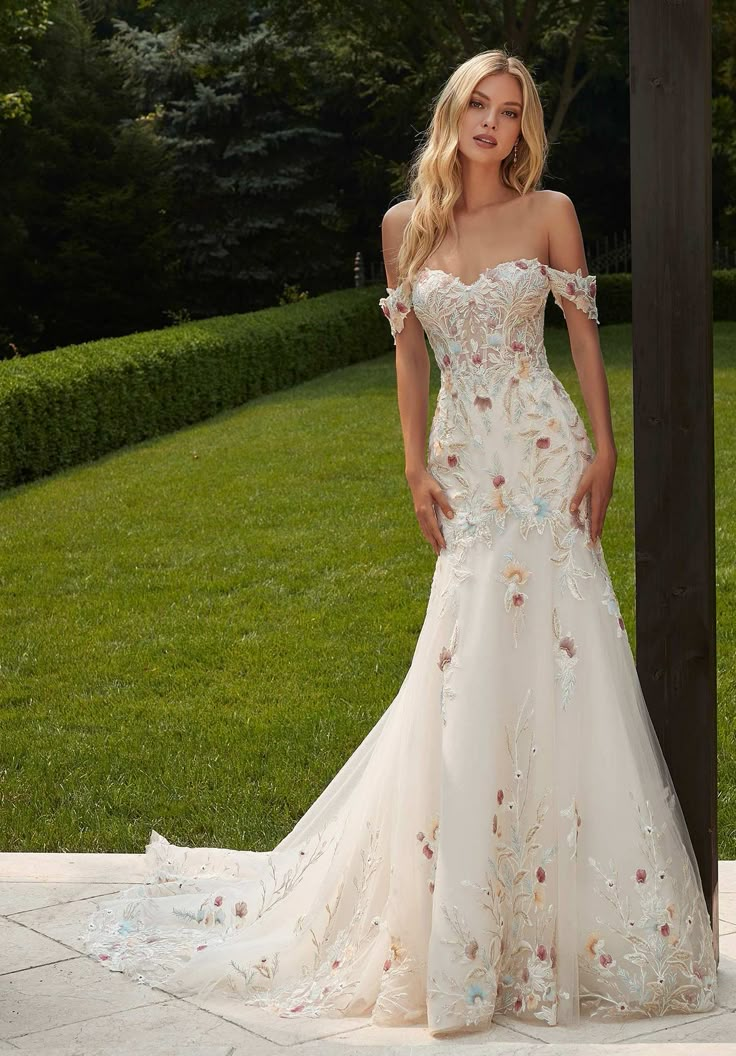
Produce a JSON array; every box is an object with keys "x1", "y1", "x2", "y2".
[
  {"x1": 589, "y1": 540, "x2": 627, "y2": 636},
  {"x1": 552, "y1": 607, "x2": 578, "y2": 711},
  {"x1": 438, "y1": 620, "x2": 459, "y2": 727},
  {"x1": 379, "y1": 282, "x2": 413, "y2": 339},
  {"x1": 560, "y1": 795, "x2": 582, "y2": 860},
  {"x1": 542, "y1": 263, "x2": 599, "y2": 324},
  {"x1": 417, "y1": 813, "x2": 440, "y2": 894},
  {"x1": 498, "y1": 552, "x2": 531, "y2": 647},
  {"x1": 427, "y1": 687, "x2": 564, "y2": 1030},
  {"x1": 579, "y1": 794, "x2": 717, "y2": 1018},
  {"x1": 228, "y1": 819, "x2": 388, "y2": 1017}
]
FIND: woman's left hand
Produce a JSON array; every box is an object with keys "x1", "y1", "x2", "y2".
[{"x1": 569, "y1": 449, "x2": 617, "y2": 544}]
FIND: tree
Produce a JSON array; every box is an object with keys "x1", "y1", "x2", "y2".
[
  {"x1": 0, "y1": 0, "x2": 176, "y2": 354},
  {"x1": 106, "y1": 12, "x2": 349, "y2": 316},
  {"x1": 0, "y1": 0, "x2": 52, "y2": 126}
]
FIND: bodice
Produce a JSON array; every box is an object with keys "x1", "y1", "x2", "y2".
[
  {"x1": 379, "y1": 256, "x2": 598, "y2": 378},
  {"x1": 378, "y1": 256, "x2": 601, "y2": 559}
]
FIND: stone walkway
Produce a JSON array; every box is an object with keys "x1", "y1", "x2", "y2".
[{"x1": 1, "y1": 850, "x2": 734, "y2": 1055}]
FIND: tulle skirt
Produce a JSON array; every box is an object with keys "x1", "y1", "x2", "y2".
[{"x1": 80, "y1": 513, "x2": 718, "y2": 1036}]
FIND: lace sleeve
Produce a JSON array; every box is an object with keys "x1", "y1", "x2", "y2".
[
  {"x1": 379, "y1": 281, "x2": 413, "y2": 343},
  {"x1": 547, "y1": 265, "x2": 599, "y2": 325}
]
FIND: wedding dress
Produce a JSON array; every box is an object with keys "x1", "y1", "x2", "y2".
[{"x1": 80, "y1": 256, "x2": 718, "y2": 1037}]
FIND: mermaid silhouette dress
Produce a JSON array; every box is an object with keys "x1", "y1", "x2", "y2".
[{"x1": 80, "y1": 256, "x2": 718, "y2": 1037}]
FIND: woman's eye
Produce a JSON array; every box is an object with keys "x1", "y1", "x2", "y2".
[{"x1": 470, "y1": 100, "x2": 483, "y2": 108}]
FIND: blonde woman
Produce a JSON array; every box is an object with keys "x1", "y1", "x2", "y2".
[{"x1": 82, "y1": 51, "x2": 718, "y2": 1040}]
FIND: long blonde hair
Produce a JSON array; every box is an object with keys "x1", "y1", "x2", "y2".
[{"x1": 396, "y1": 50, "x2": 548, "y2": 287}]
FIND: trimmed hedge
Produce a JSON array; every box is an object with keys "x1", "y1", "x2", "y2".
[
  {"x1": 2, "y1": 271, "x2": 734, "y2": 491},
  {"x1": 0, "y1": 285, "x2": 393, "y2": 490}
]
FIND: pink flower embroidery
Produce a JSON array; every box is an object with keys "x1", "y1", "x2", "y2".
[{"x1": 559, "y1": 635, "x2": 576, "y2": 657}]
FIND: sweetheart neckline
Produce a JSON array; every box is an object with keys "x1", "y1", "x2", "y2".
[{"x1": 418, "y1": 256, "x2": 546, "y2": 289}]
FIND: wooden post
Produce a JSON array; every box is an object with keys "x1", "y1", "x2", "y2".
[{"x1": 629, "y1": 0, "x2": 718, "y2": 961}]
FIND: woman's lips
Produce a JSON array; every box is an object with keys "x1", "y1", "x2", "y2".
[{"x1": 474, "y1": 136, "x2": 497, "y2": 147}]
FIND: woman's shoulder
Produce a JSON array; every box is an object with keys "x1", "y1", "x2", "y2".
[{"x1": 381, "y1": 197, "x2": 416, "y2": 234}]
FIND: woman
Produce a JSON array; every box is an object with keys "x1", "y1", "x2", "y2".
[{"x1": 82, "y1": 50, "x2": 718, "y2": 1039}]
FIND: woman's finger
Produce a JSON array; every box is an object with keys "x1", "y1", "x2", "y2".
[
  {"x1": 417, "y1": 507, "x2": 443, "y2": 554},
  {"x1": 430, "y1": 489, "x2": 454, "y2": 520},
  {"x1": 569, "y1": 476, "x2": 589, "y2": 513}
]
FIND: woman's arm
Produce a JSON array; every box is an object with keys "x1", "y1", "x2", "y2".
[
  {"x1": 545, "y1": 191, "x2": 617, "y2": 543},
  {"x1": 381, "y1": 202, "x2": 454, "y2": 555},
  {"x1": 381, "y1": 202, "x2": 430, "y2": 478}
]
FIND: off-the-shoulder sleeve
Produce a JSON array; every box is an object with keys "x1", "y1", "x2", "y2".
[
  {"x1": 379, "y1": 281, "x2": 413, "y2": 343},
  {"x1": 547, "y1": 265, "x2": 599, "y2": 325}
]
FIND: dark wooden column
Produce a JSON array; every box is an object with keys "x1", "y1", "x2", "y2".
[{"x1": 629, "y1": 1, "x2": 718, "y2": 961}]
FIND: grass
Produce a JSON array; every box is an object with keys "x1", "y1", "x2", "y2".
[{"x1": 1, "y1": 320, "x2": 734, "y2": 858}]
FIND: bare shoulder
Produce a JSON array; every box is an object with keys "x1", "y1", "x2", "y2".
[
  {"x1": 536, "y1": 189, "x2": 578, "y2": 224},
  {"x1": 381, "y1": 199, "x2": 416, "y2": 285},
  {"x1": 381, "y1": 197, "x2": 416, "y2": 236},
  {"x1": 536, "y1": 190, "x2": 588, "y2": 271}
]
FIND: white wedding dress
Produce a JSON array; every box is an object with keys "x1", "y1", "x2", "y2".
[{"x1": 80, "y1": 256, "x2": 718, "y2": 1037}]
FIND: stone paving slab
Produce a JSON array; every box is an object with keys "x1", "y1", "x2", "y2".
[
  {"x1": 0, "y1": 881, "x2": 124, "y2": 916},
  {"x1": 7, "y1": 997, "x2": 271, "y2": 1055},
  {"x1": 0, "y1": 918, "x2": 78, "y2": 976},
  {"x1": 0, "y1": 957, "x2": 168, "y2": 1042},
  {"x1": 1, "y1": 852, "x2": 734, "y2": 1054}
]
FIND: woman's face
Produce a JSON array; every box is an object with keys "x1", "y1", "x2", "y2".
[{"x1": 457, "y1": 72, "x2": 523, "y2": 165}]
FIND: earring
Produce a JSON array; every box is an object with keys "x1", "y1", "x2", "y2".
[{"x1": 513, "y1": 140, "x2": 518, "y2": 164}]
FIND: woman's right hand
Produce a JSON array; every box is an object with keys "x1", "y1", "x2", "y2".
[{"x1": 405, "y1": 467, "x2": 454, "y2": 556}]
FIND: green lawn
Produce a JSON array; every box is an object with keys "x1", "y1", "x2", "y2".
[{"x1": 1, "y1": 321, "x2": 735, "y2": 858}]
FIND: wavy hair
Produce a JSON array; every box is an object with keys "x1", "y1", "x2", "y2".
[{"x1": 395, "y1": 50, "x2": 548, "y2": 287}]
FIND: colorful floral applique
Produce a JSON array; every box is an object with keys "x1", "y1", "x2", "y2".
[
  {"x1": 579, "y1": 793, "x2": 717, "y2": 1019},
  {"x1": 498, "y1": 552, "x2": 531, "y2": 647},
  {"x1": 545, "y1": 265, "x2": 599, "y2": 324},
  {"x1": 417, "y1": 813, "x2": 440, "y2": 894},
  {"x1": 560, "y1": 795, "x2": 582, "y2": 860},
  {"x1": 437, "y1": 620, "x2": 459, "y2": 727},
  {"x1": 427, "y1": 687, "x2": 565, "y2": 1032},
  {"x1": 552, "y1": 607, "x2": 578, "y2": 711},
  {"x1": 228, "y1": 819, "x2": 388, "y2": 1018},
  {"x1": 379, "y1": 282, "x2": 413, "y2": 341}
]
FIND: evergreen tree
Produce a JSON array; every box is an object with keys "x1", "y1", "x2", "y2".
[
  {"x1": 0, "y1": 0, "x2": 176, "y2": 354},
  {"x1": 107, "y1": 11, "x2": 349, "y2": 317}
]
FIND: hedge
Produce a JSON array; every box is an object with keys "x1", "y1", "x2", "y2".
[
  {"x1": 1, "y1": 271, "x2": 734, "y2": 490},
  {"x1": 0, "y1": 285, "x2": 392, "y2": 490}
]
